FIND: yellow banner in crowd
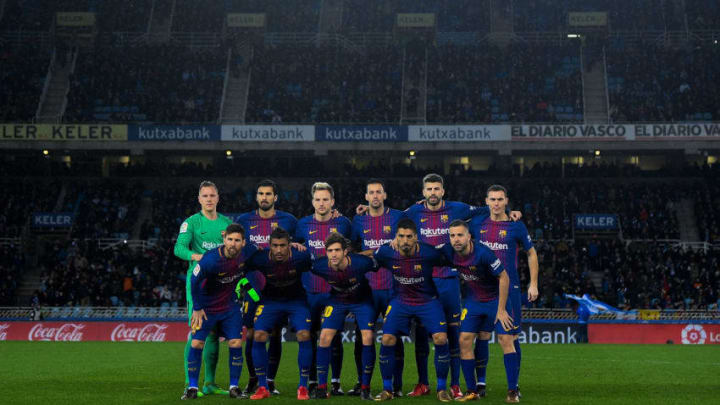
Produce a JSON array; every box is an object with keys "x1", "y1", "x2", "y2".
[
  {"x1": 227, "y1": 13, "x2": 266, "y2": 27},
  {"x1": 396, "y1": 13, "x2": 436, "y2": 28},
  {"x1": 56, "y1": 12, "x2": 96, "y2": 27},
  {"x1": 0, "y1": 124, "x2": 127, "y2": 141}
]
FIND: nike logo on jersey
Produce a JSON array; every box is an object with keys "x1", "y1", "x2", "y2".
[
  {"x1": 420, "y1": 218, "x2": 428, "y2": 223},
  {"x1": 364, "y1": 229, "x2": 371, "y2": 233},
  {"x1": 480, "y1": 230, "x2": 487, "y2": 234},
  {"x1": 309, "y1": 230, "x2": 318, "y2": 235},
  {"x1": 200, "y1": 231, "x2": 207, "y2": 235},
  {"x1": 392, "y1": 265, "x2": 401, "y2": 269},
  {"x1": 250, "y1": 225, "x2": 258, "y2": 229},
  {"x1": 440, "y1": 322, "x2": 446, "y2": 325}
]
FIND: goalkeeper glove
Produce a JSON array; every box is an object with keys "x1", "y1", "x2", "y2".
[{"x1": 236, "y1": 277, "x2": 260, "y2": 302}]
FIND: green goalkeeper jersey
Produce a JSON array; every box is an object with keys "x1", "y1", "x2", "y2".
[{"x1": 174, "y1": 211, "x2": 233, "y2": 272}]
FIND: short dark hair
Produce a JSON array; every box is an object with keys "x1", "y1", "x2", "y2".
[
  {"x1": 256, "y1": 179, "x2": 278, "y2": 195},
  {"x1": 448, "y1": 219, "x2": 469, "y2": 231},
  {"x1": 396, "y1": 218, "x2": 417, "y2": 235},
  {"x1": 269, "y1": 227, "x2": 291, "y2": 243},
  {"x1": 224, "y1": 223, "x2": 245, "y2": 239},
  {"x1": 199, "y1": 180, "x2": 218, "y2": 193},
  {"x1": 366, "y1": 178, "x2": 386, "y2": 191},
  {"x1": 486, "y1": 184, "x2": 508, "y2": 198},
  {"x1": 325, "y1": 232, "x2": 350, "y2": 250},
  {"x1": 422, "y1": 173, "x2": 444, "y2": 187}
]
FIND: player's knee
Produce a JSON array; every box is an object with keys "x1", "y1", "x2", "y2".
[
  {"x1": 228, "y1": 339, "x2": 243, "y2": 348},
  {"x1": 381, "y1": 333, "x2": 397, "y2": 346},
  {"x1": 191, "y1": 339, "x2": 205, "y2": 349},
  {"x1": 254, "y1": 330, "x2": 269, "y2": 342},
  {"x1": 459, "y1": 333, "x2": 474, "y2": 348},
  {"x1": 498, "y1": 334, "x2": 516, "y2": 353},
  {"x1": 318, "y1": 330, "x2": 335, "y2": 347},
  {"x1": 432, "y1": 332, "x2": 448, "y2": 346},
  {"x1": 478, "y1": 332, "x2": 492, "y2": 340},
  {"x1": 361, "y1": 330, "x2": 374, "y2": 346},
  {"x1": 296, "y1": 330, "x2": 310, "y2": 341}
]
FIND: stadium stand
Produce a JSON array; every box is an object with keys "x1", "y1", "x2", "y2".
[{"x1": 0, "y1": 44, "x2": 51, "y2": 123}]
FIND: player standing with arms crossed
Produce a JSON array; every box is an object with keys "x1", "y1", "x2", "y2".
[
  {"x1": 469, "y1": 185, "x2": 538, "y2": 403},
  {"x1": 182, "y1": 223, "x2": 259, "y2": 400},
  {"x1": 174, "y1": 181, "x2": 232, "y2": 397}
]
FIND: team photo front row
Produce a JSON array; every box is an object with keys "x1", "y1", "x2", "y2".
[{"x1": 177, "y1": 176, "x2": 538, "y2": 403}]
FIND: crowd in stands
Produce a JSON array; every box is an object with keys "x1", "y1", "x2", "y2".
[
  {"x1": 695, "y1": 181, "x2": 720, "y2": 243},
  {"x1": 0, "y1": 44, "x2": 50, "y2": 123},
  {"x1": 65, "y1": 45, "x2": 225, "y2": 123},
  {"x1": 0, "y1": 181, "x2": 62, "y2": 237},
  {"x1": 607, "y1": 43, "x2": 720, "y2": 122},
  {"x1": 428, "y1": 44, "x2": 582, "y2": 123},
  {"x1": 342, "y1": 0, "x2": 489, "y2": 32},
  {"x1": 0, "y1": 244, "x2": 25, "y2": 306},
  {"x1": 65, "y1": 182, "x2": 144, "y2": 240}
]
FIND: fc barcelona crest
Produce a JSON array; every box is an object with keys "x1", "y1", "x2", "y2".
[
  {"x1": 383, "y1": 225, "x2": 392, "y2": 234},
  {"x1": 271, "y1": 222, "x2": 278, "y2": 229},
  {"x1": 441, "y1": 214, "x2": 449, "y2": 223},
  {"x1": 499, "y1": 230, "x2": 507, "y2": 238},
  {"x1": 414, "y1": 264, "x2": 423, "y2": 272},
  {"x1": 330, "y1": 227, "x2": 337, "y2": 233}
]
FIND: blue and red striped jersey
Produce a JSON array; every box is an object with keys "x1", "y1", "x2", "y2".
[
  {"x1": 246, "y1": 248, "x2": 312, "y2": 301},
  {"x1": 405, "y1": 200, "x2": 489, "y2": 278},
  {"x1": 310, "y1": 254, "x2": 378, "y2": 304},
  {"x1": 237, "y1": 210, "x2": 297, "y2": 249},
  {"x1": 373, "y1": 242, "x2": 446, "y2": 306},
  {"x1": 191, "y1": 243, "x2": 259, "y2": 314},
  {"x1": 469, "y1": 216, "x2": 533, "y2": 288},
  {"x1": 351, "y1": 208, "x2": 405, "y2": 290},
  {"x1": 295, "y1": 215, "x2": 352, "y2": 293},
  {"x1": 439, "y1": 243, "x2": 504, "y2": 302}
]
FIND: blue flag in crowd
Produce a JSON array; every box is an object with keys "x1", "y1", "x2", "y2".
[{"x1": 564, "y1": 293, "x2": 624, "y2": 314}]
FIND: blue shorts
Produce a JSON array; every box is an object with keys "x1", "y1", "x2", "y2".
[
  {"x1": 382, "y1": 299, "x2": 447, "y2": 337},
  {"x1": 459, "y1": 299, "x2": 498, "y2": 334},
  {"x1": 322, "y1": 300, "x2": 376, "y2": 331},
  {"x1": 192, "y1": 309, "x2": 243, "y2": 342},
  {"x1": 434, "y1": 277, "x2": 462, "y2": 325},
  {"x1": 498, "y1": 286, "x2": 522, "y2": 335},
  {"x1": 242, "y1": 299, "x2": 257, "y2": 328},
  {"x1": 372, "y1": 289, "x2": 393, "y2": 320},
  {"x1": 253, "y1": 299, "x2": 311, "y2": 333},
  {"x1": 307, "y1": 292, "x2": 331, "y2": 330}
]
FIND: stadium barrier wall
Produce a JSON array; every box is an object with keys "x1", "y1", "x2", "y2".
[
  {"x1": 0, "y1": 321, "x2": 587, "y2": 344},
  {"x1": 588, "y1": 323, "x2": 720, "y2": 344}
]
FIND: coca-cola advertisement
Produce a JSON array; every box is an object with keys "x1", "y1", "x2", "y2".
[{"x1": 2, "y1": 322, "x2": 191, "y2": 342}]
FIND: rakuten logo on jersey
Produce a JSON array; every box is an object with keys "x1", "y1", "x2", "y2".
[
  {"x1": 308, "y1": 239, "x2": 325, "y2": 249},
  {"x1": 420, "y1": 228, "x2": 448, "y2": 237},
  {"x1": 111, "y1": 323, "x2": 168, "y2": 342},
  {"x1": 480, "y1": 241, "x2": 509, "y2": 251},
  {"x1": 0, "y1": 324, "x2": 9, "y2": 340},
  {"x1": 364, "y1": 239, "x2": 392, "y2": 249},
  {"x1": 29, "y1": 323, "x2": 85, "y2": 341}
]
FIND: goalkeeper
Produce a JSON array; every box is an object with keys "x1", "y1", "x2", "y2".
[
  {"x1": 181, "y1": 223, "x2": 261, "y2": 400},
  {"x1": 174, "y1": 181, "x2": 233, "y2": 396}
]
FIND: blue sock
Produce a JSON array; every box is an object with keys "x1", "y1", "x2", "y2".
[
  {"x1": 330, "y1": 334, "x2": 343, "y2": 381},
  {"x1": 475, "y1": 339, "x2": 489, "y2": 385},
  {"x1": 503, "y1": 352, "x2": 519, "y2": 391},
  {"x1": 268, "y1": 333, "x2": 282, "y2": 380},
  {"x1": 434, "y1": 342, "x2": 450, "y2": 392},
  {"x1": 379, "y1": 344, "x2": 396, "y2": 391},
  {"x1": 461, "y1": 359, "x2": 477, "y2": 391},
  {"x1": 415, "y1": 325, "x2": 429, "y2": 385},
  {"x1": 298, "y1": 340, "x2": 312, "y2": 388},
  {"x1": 393, "y1": 339, "x2": 404, "y2": 390},
  {"x1": 245, "y1": 339, "x2": 256, "y2": 378},
  {"x1": 448, "y1": 325, "x2": 461, "y2": 386},
  {"x1": 354, "y1": 326, "x2": 363, "y2": 383},
  {"x1": 229, "y1": 347, "x2": 243, "y2": 387},
  {"x1": 361, "y1": 344, "x2": 375, "y2": 387},
  {"x1": 316, "y1": 346, "x2": 331, "y2": 387},
  {"x1": 252, "y1": 340, "x2": 269, "y2": 388},
  {"x1": 514, "y1": 339, "x2": 522, "y2": 385},
  {"x1": 187, "y1": 346, "x2": 203, "y2": 388}
]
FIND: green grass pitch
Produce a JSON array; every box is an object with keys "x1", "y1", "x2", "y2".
[{"x1": 1, "y1": 342, "x2": 718, "y2": 404}]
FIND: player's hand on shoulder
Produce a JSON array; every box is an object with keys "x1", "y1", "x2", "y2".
[
  {"x1": 191, "y1": 253, "x2": 204, "y2": 262},
  {"x1": 331, "y1": 208, "x2": 342, "y2": 219},
  {"x1": 356, "y1": 204, "x2": 368, "y2": 215},
  {"x1": 291, "y1": 242, "x2": 307, "y2": 252},
  {"x1": 510, "y1": 211, "x2": 522, "y2": 221}
]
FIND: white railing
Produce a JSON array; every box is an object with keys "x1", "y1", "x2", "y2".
[
  {"x1": 218, "y1": 47, "x2": 232, "y2": 122},
  {"x1": 34, "y1": 47, "x2": 56, "y2": 122}
]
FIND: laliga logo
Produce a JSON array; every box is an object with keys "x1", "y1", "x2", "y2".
[
  {"x1": 29, "y1": 323, "x2": 85, "y2": 341},
  {"x1": 681, "y1": 324, "x2": 706, "y2": 344},
  {"x1": 0, "y1": 324, "x2": 9, "y2": 340},
  {"x1": 111, "y1": 323, "x2": 168, "y2": 342}
]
